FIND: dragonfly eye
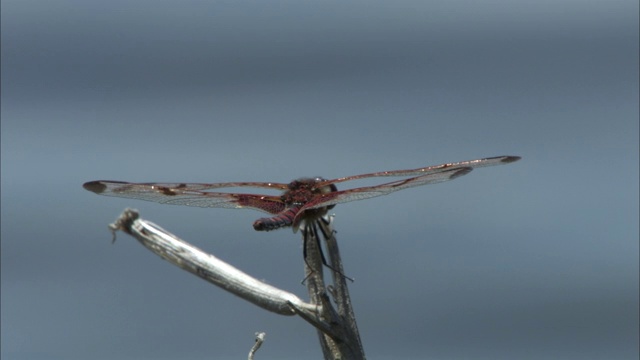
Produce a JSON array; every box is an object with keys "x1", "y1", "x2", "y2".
[{"x1": 325, "y1": 183, "x2": 338, "y2": 209}]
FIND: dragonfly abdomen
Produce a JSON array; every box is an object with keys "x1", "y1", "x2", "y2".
[{"x1": 253, "y1": 207, "x2": 300, "y2": 231}]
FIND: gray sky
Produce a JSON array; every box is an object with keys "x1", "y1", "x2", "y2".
[{"x1": 2, "y1": 1, "x2": 638, "y2": 359}]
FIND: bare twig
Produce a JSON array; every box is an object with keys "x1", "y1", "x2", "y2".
[
  {"x1": 248, "y1": 332, "x2": 266, "y2": 360},
  {"x1": 108, "y1": 209, "x2": 315, "y2": 316},
  {"x1": 108, "y1": 209, "x2": 365, "y2": 359},
  {"x1": 318, "y1": 217, "x2": 364, "y2": 354},
  {"x1": 301, "y1": 217, "x2": 366, "y2": 359}
]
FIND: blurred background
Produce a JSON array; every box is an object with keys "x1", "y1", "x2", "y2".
[{"x1": 2, "y1": 1, "x2": 638, "y2": 359}]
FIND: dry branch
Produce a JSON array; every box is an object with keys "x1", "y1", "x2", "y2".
[{"x1": 107, "y1": 208, "x2": 365, "y2": 359}]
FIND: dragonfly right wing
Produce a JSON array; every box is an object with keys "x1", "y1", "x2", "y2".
[{"x1": 83, "y1": 180, "x2": 287, "y2": 214}]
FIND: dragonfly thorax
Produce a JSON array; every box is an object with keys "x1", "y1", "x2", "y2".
[
  {"x1": 281, "y1": 177, "x2": 338, "y2": 208},
  {"x1": 252, "y1": 178, "x2": 339, "y2": 232}
]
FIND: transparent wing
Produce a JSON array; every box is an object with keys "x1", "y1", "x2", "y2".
[
  {"x1": 291, "y1": 155, "x2": 520, "y2": 222},
  {"x1": 302, "y1": 167, "x2": 472, "y2": 212},
  {"x1": 319, "y1": 155, "x2": 520, "y2": 187},
  {"x1": 83, "y1": 180, "x2": 286, "y2": 214}
]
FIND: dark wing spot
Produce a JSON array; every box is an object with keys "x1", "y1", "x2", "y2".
[
  {"x1": 501, "y1": 156, "x2": 521, "y2": 163},
  {"x1": 159, "y1": 187, "x2": 177, "y2": 196},
  {"x1": 450, "y1": 168, "x2": 473, "y2": 179},
  {"x1": 83, "y1": 181, "x2": 108, "y2": 194},
  {"x1": 391, "y1": 178, "x2": 412, "y2": 187}
]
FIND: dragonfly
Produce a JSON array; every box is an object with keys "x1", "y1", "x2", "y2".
[{"x1": 83, "y1": 155, "x2": 520, "y2": 232}]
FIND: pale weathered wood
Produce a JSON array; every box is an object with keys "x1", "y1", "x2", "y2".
[
  {"x1": 108, "y1": 209, "x2": 315, "y2": 316},
  {"x1": 301, "y1": 217, "x2": 366, "y2": 360},
  {"x1": 248, "y1": 332, "x2": 266, "y2": 360},
  {"x1": 107, "y1": 209, "x2": 364, "y2": 359}
]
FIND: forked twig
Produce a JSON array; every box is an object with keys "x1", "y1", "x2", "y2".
[
  {"x1": 301, "y1": 217, "x2": 365, "y2": 359},
  {"x1": 107, "y1": 209, "x2": 365, "y2": 359}
]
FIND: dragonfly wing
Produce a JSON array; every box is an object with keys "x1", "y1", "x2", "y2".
[
  {"x1": 293, "y1": 166, "x2": 472, "y2": 226},
  {"x1": 83, "y1": 181, "x2": 286, "y2": 214},
  {"x1": 320, "y1": 155, "x2": 520, "y2": 187}
]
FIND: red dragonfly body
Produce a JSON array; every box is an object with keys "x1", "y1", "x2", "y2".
[{"x1": 83, "y1": 155, "x2": 520, "y2": 232}]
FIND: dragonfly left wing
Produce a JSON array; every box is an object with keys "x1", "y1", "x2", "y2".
[
  {"x1": 318, "y1": 155, "x2": 520, "y2": 187},
  {"x1": 291, "y1": 155, "x2": 521, "y2": 227},
  {"x1": 291, "y1": 167, "x2": 471, "y2": 227}
]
